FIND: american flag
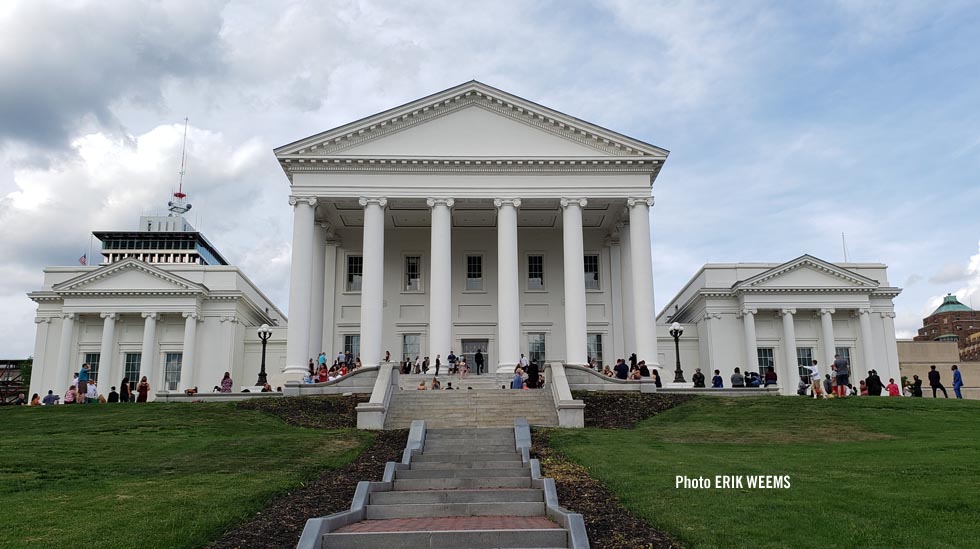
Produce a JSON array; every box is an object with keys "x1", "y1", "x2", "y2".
[{"x1": 78, "y1": 254, "x2": 87, "y2": 266}]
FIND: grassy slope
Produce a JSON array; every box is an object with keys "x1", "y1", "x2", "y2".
[
  {"x1": 549, "y1": 396, "x2": 980, "y2": 548},
  {"x1": 0, "y1": 403, "x2": 370, "y2": 549}
]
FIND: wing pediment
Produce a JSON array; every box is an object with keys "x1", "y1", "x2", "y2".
[
  {"x1": 53, "y1": 258, "x2": 205, "y2": 296},
  {"x1": 734, "y1": 255, "x2": 879, "y2": 292}
]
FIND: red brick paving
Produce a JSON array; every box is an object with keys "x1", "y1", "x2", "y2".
[{"x1": 335, "y1": 516, "x2": 559, "y2": 533}]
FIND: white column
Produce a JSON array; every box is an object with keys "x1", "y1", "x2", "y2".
[
  {"x1": 359, "y1": 197, "x2": 387, "y2": 367},
  {"x1": 428, "y1": 198, "x2": 454, "y2": 362},
  {"x1": 181, "y1": 312, "x2": 198, "y2": 390},
  {"x1": 98, "y1": 312, "x2": 117, "y2": 388},
  {"x1": 495, "y1": 198, "x2": 521, "y2": 369},
  {"x1": 140, "y1": 312, "x2": 157, "y2": 383},
  {"x1": 285, "y1": 195, "x2": 317, "y2": 378},
  {"x1": 780, "y1": 308, "x2": 797, "y2": 395},
  {"x1": 741, "y1": 308, "x2": 758, "y2": 375},
  {"x1": 56, "y1": 313, "x2": 76, "y2": 389},
  {"x1": 608, "y1": 236, "x2": 626, "y2": 362},
  {"x1": 321, "y1": 238, "x2": 340, "y2": 360},
  {"x1": 561, "y1": 198, "x2": 588, "y2": 366},
  {"x1": 31, "y1": 317, "x2": 52, "y2": 397},
  {"x1": 820, "y1": 308, "x2": 836, "y2": 366},
  {"x1": 858, "y1": 308, "x2": 876, "y2": 380},
  {"x1": 881, "y1": 312, "x2": 901, "y2": 382},
  {"x1": 619, "y1": 220, "x2": 636, "y2": 357},
  {"x1": 628, "y1": 197, "x2": 659, "y2": 366},
  {"x1": 309, "y1": 222, "x2": 327, "y2": 358}
]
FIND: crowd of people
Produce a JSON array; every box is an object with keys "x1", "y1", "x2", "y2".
[
  {"x1": 590, "y1": 353, "x2": 663, "y2": 386},
  {"x1": 301, "y1": 350, "x2": 362, "y2": 384}
]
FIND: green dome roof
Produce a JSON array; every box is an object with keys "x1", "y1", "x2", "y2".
[{"x1": 931, "y1": 294, "x2": 973, "y2": 315}]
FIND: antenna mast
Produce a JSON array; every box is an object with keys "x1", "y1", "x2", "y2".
[
  {"x1": 841, "y1": 232, "x2": 849, "y2": 263},
  {"x1": 167, "y1": 118, "x2": 192, "y2": 216}
]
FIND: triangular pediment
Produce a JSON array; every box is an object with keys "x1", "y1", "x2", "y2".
[
  {"x1": 274, "y1": 81, "x2": 669, "y2": 159},
  {"x1": 53, "y1": 258, "x2": 206, "y2": 295},
  {"x1": 734, "y1": 255, "x2": 879, "y2": 292}
]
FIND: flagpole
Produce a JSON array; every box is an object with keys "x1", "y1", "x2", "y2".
[{"x1": 88, "y1": 234, "x2": 94, "y2": 266}]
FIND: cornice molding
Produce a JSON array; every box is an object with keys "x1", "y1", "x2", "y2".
[{"x1": 280, "y1": 156, "x2": 661, "y2": 177}]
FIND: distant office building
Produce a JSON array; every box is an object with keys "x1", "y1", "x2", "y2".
[{"x1": 913, "y1": 294, "x2": 980, "y2": 360}]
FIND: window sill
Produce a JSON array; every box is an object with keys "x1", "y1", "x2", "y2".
[
  {"x1": 462, "y1": 290, "x2": 487, "y2": 294},
  {"x1": 524, "y1": 289, "x2": 548, "y2": 293}
]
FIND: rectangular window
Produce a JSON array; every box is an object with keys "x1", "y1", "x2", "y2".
[
  {"x1": 124, "y1": 353, "x2": 141, "y2": 385},
  {"x1": 528, "y1": 255, "x2": 544, "y2": 290},
  {"x1": 584, "y1": 255, "x2": 600, "y2": 290},
  {"x1": 84, "y1": 352, "x2": 101, "y2": 384},
  {"x1": 404, "y1": 255, "x2": 422, "y2": 292},
  {"x1": 528, "y1": 333, "x2": 546, "y2": 365},
  {"x1": 587, "y1": 334, "x2": 603, "y2": 366},
  {"x1": 757, "y1": 347, "x2": 775, "y2": 378},
  {"x1": 402, "y1": 334, "x2": 420, "y2": 361},
  {"x1": 164, "y1": 352, "x2": 183, "y2": 391},
  {"x1": 344, "y1": 335, "x2": 361, "y2": 361},
  {"x1": 346, "y1": 255, "x2": 363, "y2": 292},
  {"x1": 466, "y1": 255, "x2": 483, "y2": 291},
  {"x1": 796, "y1": 347, "x2": 813, "y2": 383}
]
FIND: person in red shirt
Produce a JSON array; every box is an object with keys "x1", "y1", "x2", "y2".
[
  {"x1": 317, "y1": 364, "x2": 328, "y2": 383},
  {"x1": 886, "y1": 378, "x2": 900, "y2": 397}
]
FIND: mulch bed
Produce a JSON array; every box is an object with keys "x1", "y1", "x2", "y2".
[
  {"x1": 573, "y1": 391, "x2": 695, "y2": 429},
  {"x1": 533, "y1": 429, "x2": 680, "y2": 549},
  {"x1": 236, "y1": 394, "x2": 368, "y2": 429},
  {"x1": 208, "y1": 395, "x2": 406, "y2": 549}
]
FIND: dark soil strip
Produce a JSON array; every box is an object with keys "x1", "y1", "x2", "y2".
[
  {"x1": 208, "y1": 395, "x2": 405, "y2": 549},
  {"x1": 573, "y1": 391, "x2": 695, "y2": 429},
  {"x1": 533, "y1": 429, "x2": 680, "y2": 549}
]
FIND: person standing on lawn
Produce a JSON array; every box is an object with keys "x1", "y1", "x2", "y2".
[
  {"x1": 136, "y1": 376, "x2": 150, "y2": 403},
  {"x1": 886, "y1": 378, "x2": 900, "y2": 396},
  {"x1": 833, "y1": 354, "x2": 850, "y2": 397},
  {"x1": 866, "y1": 370, "x2": 885, "y2": 396},
  {"x1": 952, "y1": 365, "x2": 964, "y2": 399},
  {"x1": 76, "y1": 363, "x2": 90, "y2": 401},
  {"x1": 928, "y1": 365, "x2": 948, "y2": 398},
  {"x1": 809, "y1": 360, "x2": 822, "y2": 398}
]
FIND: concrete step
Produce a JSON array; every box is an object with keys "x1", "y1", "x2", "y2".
[
  {"x1": 423, "y1": 444, "x2": 519, "y2": 454},
  {"x1": 396, "y1": 467, "x2": 530, "y2": 480},
  {"x1": 369, "y1": 489, "x2": 544, "y2": 505},
  {"x1": 414, "y1": 452, "x2": 520, "y2": 463},
  {"x1": 393, "y1": 476, "x2": 533, "y2": 490},
  {"x1": 322, "y1": 528, "x2": 567, "y2": 549},
  {"x1": 365, "y1": 501, "x2": 546, "y2": 519},
  {"x1": 411, "y1": 460, "x2": 525, "y2": 470}
]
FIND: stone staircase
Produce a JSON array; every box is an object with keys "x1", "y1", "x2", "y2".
[
  {"x1": 309, "y1": 425, "x2": 587, "y2": 548},
  {"x1": 397, "y1": 372, "x2": 504, "y2": 391},
  {"x1": 384, "y1": 389, "x2": 559, "y2": 429}
]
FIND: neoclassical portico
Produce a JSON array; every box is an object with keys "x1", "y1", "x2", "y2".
[{"x1": 275, "y1": 80, "x2": 670, "y2": 378}]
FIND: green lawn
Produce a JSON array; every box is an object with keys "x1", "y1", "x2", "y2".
[
  {"x1": 549, "y1": 396, "x2": 980, "y2": 548},
  {"x1": 0, "y1": 402, "x2": 370, "y2": 549}
]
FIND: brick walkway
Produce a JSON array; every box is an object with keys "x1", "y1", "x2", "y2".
[{"x1": 335, "y1": 516, "x2": 559, "y2": 533}]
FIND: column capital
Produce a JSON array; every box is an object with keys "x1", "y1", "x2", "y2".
[
  {"x1": 62, "y1": 313, "x2": 75, "y2": 320},
  {"x1": 182, "y1": 312, "x2": 199, "y2": 320},
  {"x1": 627, "y1": 196, "x2": 655, "y2": 208},
  {"x1": 819, "y1": 308, "x2": 836, "y2": 315},
  {"x1": 560, "y1": 197, "x2": 588, "y2": 208},
  {"x1": 35, "y1": 317, "x2": 52, "y2": 324},
  {"x1": 702, "y1": 312, "x2": 722, "y2": 322},
  {"x1": 219, "y1": 315, "x2": 239, "y2": 323},
  {"x1": 858, "y1": 308, "x2": 872, "y2": 316},
  {"x1": 779, "y1": 308, "x2": 796, "y2": 316},
  {"x1": 359, "y1": 196, "x2": 388, "y2": 208},
  {"x1": 426, "y1": 197, "x2": 455, "y2": 208},
  {"x1": 740, "y1": 307, "x2": 758, "y2": 317},
  {"x1": 883, "y1": 311, "x2": 897, "y2": 319},
  {"x1": 99, "y1": 312, "x2": 117, "y2": 320},
  {"x1": 288, "y1": 195, "x2": 318, "y2": 207},
  {"x1": 141, "y1": 312, "x2": 158, "y2": 320},
  {"x1": 493, "y1": 198, "x2": 521, "y2": 209}
]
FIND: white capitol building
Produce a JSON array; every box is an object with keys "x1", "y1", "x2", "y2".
[{"x1": 27, "y1": 81, "x2": 902, "y2": 413}]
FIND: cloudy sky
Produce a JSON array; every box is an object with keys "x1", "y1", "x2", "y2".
[{"x1": 2, "y1": 0, "x2": 979, "y2": 357}]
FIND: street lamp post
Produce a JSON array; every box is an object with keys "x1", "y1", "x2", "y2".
[
  {"x1": 256, "y1": 324, "x2": 272, "y2": 385},
  {"x1": 669, "y1": 322, "x2": 685, "y2": 383}
]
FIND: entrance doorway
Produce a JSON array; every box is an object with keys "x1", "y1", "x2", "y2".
[{"x1": 461, "y1": 339, "x2": 489, "y2": 375}]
